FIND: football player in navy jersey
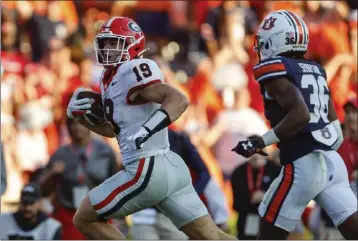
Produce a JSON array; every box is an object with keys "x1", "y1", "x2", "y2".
[{"x1": 232, "y1": 10, "x2": 357, "y2": 240}]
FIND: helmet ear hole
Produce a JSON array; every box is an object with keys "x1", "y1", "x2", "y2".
[{"x1": 265, "y1": 42, "x2": 270, "y2": 49}]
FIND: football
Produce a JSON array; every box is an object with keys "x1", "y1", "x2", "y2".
[{"x1": 77, "y1": 91, "x2": 106, "y2": 126}]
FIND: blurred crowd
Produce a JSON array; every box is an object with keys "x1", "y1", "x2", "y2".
[{"x1": 1, "y1": 0, "x2": 357, "y2": 239}]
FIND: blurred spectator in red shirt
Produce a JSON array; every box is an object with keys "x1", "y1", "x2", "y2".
[
  {"x1": 15, "y1": 1, "x2": 55, "y2": 62},
  {"x1": 16, "y1": 102, "x2": 51, "y2": 184},
  {"x1": 48, "y1": 1, "x2": 79, "y2": 35},
  {"x1": 338, "y1": 98, "x2": 358, "y2": 182},
  {"x1": 324, "y1": 8, "x2": 357, "y2": 122},
  {"x1": 203, "y1": 85, "x2": 269, "y2": 179},
  {"x1": 22, "y1": 39, "x2": 72, "y2": 155},
  {"x1": 1, "y1": 8, "x2": 29, "y2": 77},
  {"x1": 193, "y1": 1, "x2": 222, "y2": 29},
  {"x1": 192, "y1": 1, "x2": 257, "y2": 124},
  {"x1": 266, "y1": 1, "x2": 304, "y2": 16},
  {"x1": 305, "y1": 1, "x2": 351, "y2": 64}
]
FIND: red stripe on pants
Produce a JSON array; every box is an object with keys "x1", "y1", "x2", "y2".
[
  {"x1": 264, "y1": 164, "x2": 293, "y2": 223},
  {"x1": 93, "y1": 158, "x2": 145, "y2": 211}
]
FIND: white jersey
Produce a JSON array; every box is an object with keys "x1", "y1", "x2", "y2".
[{"x1": 100, "y1": 58, "x2": 170, "y2": 165}]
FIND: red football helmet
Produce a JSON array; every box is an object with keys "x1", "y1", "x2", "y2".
[{"x1": 94, "y1": 17, "x2": 146, "y2": 66}]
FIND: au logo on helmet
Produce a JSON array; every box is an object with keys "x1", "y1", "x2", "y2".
[
  {"x1": 262, "y1": 17, "x2": 277, "y2": 30},
  {"x1": 128, "y1": 22, "x2": 142, "y2": 33}
]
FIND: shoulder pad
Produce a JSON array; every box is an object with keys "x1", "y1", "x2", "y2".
[
  {"x1": 254, "y1": 57, "x2": 287, "y2": 83},
  {"x1": 115, "y1": 58, "x2": 164, "y2": 105}
]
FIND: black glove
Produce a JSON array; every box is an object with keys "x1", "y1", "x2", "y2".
[{"x1": 231, "y1": 137, "x2": 268, "y2": 158}]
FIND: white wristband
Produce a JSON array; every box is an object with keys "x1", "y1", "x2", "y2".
[{"x1": 262, "y1": 129, "x2": 280, "y2": 147}]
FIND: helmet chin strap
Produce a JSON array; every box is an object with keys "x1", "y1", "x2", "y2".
[{"x1": 137, "y1": 48, "x2": 149, "y2": 58}]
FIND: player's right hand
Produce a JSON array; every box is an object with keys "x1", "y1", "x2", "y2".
[
  {"x1": 67, "y1": 88, "x2": 92, "y2": 118},
  {"x1": 231, "y1": 138, "x2": 268, "y2": 158}
]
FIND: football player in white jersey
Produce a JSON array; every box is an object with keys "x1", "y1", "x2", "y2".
[{"x1": 66, "y1": 17, "x2": 236, "y2": 240}]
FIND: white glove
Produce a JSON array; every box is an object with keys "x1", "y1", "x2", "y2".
[
  {"x1": 67, "y1": 88, "x2": 92, "y2": 118},
  {"x1": 122, "y1": 127, "x2": 151, "y2": 151}
]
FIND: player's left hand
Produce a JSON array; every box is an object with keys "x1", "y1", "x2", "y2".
[
  {"x1": 231, "y1": 137, "x2": 268, "y2": 158},
  {"x1": 123, "y1": 127, "x2": 152, "y2": 151}
]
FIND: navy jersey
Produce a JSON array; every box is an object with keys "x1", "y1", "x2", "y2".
[{"x1": 254, "y1": 56, "x2": 337, "y2": 164}]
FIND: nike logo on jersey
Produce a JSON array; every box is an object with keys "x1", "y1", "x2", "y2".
[{"x1": 111, "y1": 81, "x2": 118, "y2": 86}]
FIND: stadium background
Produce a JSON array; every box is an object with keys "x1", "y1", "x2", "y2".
[{"x1": 1, "y1": 0, "x2": 357, "y2": 239}]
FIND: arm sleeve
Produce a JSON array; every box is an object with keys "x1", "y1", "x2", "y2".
[
  {"x1": 182, "y1": 133, "x2": 211, "y2": 196},
  {"x1": 1, "y1": 143, "x2": 7, "y2": 196},
  {"x1": 230, "y1": 165, "x2": 250, "y2": 213}
]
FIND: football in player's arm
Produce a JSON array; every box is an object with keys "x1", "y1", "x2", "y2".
[
  {"x1": 67, "y1": 76, "x2": 189, "y2": 149},
  {"x1": 67, "y1": 89, "x2": 117, "y2": 137},
  {"x1": 65, "y1": 16, "x2": 236, "y2": 241}
]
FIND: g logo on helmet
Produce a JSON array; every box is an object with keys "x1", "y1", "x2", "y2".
[
  {"x1": 262, "y1": 17, "x2": 277, "y2": 30},
  {"x1": 128, "y1": 22, "x2": 142, "y2": 33}
]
